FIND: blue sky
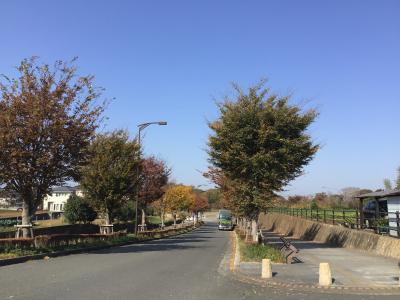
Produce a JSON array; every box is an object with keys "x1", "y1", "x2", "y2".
[{"x1": 1, "y1": 0, "x2": 399, "y2": 195}]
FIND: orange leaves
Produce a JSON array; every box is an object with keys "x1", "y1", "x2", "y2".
[
  {"x1": 190, "y1": 193, "x2": 208, "y2": 212},
  {"x1": 164, "y1": 185, "x2": 195, "y2": 213}
]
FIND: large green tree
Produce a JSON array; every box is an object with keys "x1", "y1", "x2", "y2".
[
  {"x1": 207, "y1": 81, "x2": 318, "y2": 240},
  {"x1": 80, "y1": 130, "x2": 140, "y2": 228},
  {"x1": 0, "y1": 58, "x2": 105, "y2": 237}
]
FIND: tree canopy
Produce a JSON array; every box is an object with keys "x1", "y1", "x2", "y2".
[
  {"x1": 207, "y1": 81, "x2": 318, "y2": 220},
  {"x1": 164, "y1": 185, "x2": 195, "y2": 225},
  {"x1": 190, "y1": 193, "x2": 209, "y2": 213},
  {"x1": 0, "y1": 57, "x2": 105, "y2": 235},
  {"x1": 80, "y1": 130, "x2": 140, "y2": 225},
  {"x1": 64, "y1": 194, "x2": 97, "y2": 224},
  {"x1": 138, "y1": 156, "x2": 170, "y2": 205},
  {"x1": 383, "y1": 166, "x2": 400, "y2": 190}
]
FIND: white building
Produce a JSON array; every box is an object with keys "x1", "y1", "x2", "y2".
[
  {"x1": 385, "y1": 191, "x2": 400, "y2": 237},
  {"x1": 356, "y1": 190, "x2": 400, "y2": 238},
  {"x1": 43, "y1": 186, "x2": 83, "y2": 212}
]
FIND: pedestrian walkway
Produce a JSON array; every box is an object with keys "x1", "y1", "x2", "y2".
[{"x1": 238, "y1": 230, "x2": 400, "y2": 287}]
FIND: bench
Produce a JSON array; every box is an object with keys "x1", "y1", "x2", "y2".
[
  {"x1": 259, "y1": 230, "x2": 301, "y2": 264},
  {"x1": 138, "y1": 224, "x2": 147, "y2": 232},
  {"x1": 99, "y1": 224, "x2": 114, "y2": 235},
  {"x1": 279, "y1": 236, "x2": 300, "y2": 264},
  {"x1": 15, "y1": 224, "x2": 34, "y2": 238}
]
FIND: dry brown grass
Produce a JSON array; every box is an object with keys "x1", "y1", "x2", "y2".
[
  {"x1": 35, "y1": 217, "x2": 104, "y2": 227},
  {"x1": 0, "y1": 210, "x2": 47, "y2": 218},
  {"x1": 0, "y1": 252, "x2": 18, "y2": 259},
  {"x1": 35, "y1": 218, "x2": 67, "y2": 227},
  {"x1": 0, "y1": 210, "x2": 21, "y2": 217}
]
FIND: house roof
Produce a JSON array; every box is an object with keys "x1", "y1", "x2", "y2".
[
  {"x1": 51, "y1": 186, "x2": 81, "y2": 193},
  {"x1": 355, "y1": 189, "x2": 400, "y2": 200}
]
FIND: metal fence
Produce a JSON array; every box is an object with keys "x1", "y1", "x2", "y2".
[{"x1": 268, "y1": 207, "x2": 400, "y2": 238}]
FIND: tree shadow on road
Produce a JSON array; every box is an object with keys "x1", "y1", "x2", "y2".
[{"x1": 91, "y1": 224, "x2": 218, "y2": 255}]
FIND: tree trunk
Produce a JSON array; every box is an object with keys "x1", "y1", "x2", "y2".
[
  {"x1": 173, "y1": 213, "x2": 177, "y2": 228},
  {"x1": 244, "y1": 218, "x2": 248, "y2": 240},
  {"x1": 193, "y1": 212, "x2": 196, "y2": 226},
  {"x1": 237, "y1": 217, "x2": 242, "y2": 232},
  {"x1": 105, "y1": 212, "x2": 112, "y2": 234},
  {"x1": 161, "y1": 207, "x2": 165, "y2": 228},
  {"x1": 251, "y1": 219, "x2": 259, "y2": 243},
  {"x1": 245, "y1": 218, "x2": 252, "y2": 241},
  {"x1": 21, "y1": 200, "x2": 31, "y2": 238},
  {"x1": 141, "y1": 209, "x2": 146, "y2": 227}
]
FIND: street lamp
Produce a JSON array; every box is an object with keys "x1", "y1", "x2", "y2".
[{"x1": 135, "y1": 121, "x2": 167, "y2": 235}]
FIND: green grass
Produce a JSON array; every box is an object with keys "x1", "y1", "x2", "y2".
[
  {"x1": 271, "y1": 208, "x2": 358, "y2": 225},
  {"x1": 147, "y1": 216, "x2": 162, "y2": 224},
  {"x1": 237, "y1": 233, "x2": 285, "y2": 263},
  {"x1": 147, "y1": 216, "x2": 177, "y2": 227}
]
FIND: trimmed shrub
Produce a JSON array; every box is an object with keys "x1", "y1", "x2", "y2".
[
  {"x1": 33, "y1": 233, "x2": 126, "y2": 248},
  {"x1": 0, "y1": 219, "x2": 19, "y2": 227},
  {"x1": 114, "y1": 201, "x2": 135, "y2": 222},
  {"x1": 64, "y1": 195, "x2": 97, "y2": 224}
]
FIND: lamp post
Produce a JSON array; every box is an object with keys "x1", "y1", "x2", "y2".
[{"x1": 134, "y1": 121, "x2": 167, "y2": 235}]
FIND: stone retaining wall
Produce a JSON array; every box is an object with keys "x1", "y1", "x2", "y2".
[{"x1": 259, "y1": 212, "x2": 400, "y2": 259}]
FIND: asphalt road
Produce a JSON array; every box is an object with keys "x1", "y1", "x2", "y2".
[{"x1": 0, "y1": 222, "x2": 398, "y2": 300}]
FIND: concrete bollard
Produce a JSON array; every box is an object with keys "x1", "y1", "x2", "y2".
[
  {"x1": 319, "y1": 262, "x2": 332, "y2": 286},
  {"x1": 261, "y1": 259, "x2": 272, "y2": 279}
]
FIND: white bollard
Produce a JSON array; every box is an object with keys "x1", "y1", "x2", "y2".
[
  {"x1": 319, "y1": 262, "x2": 332, "y2": 286},
  {"x1": 261, "y1": 259, "x2": 272, "y2": 279}
]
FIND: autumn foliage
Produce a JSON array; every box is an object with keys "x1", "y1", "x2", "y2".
[
  {"x1": 164, "y1": 185, "x2": 195, "y2": 226},
  {"x1": 0, "y1": 58, "x2": 105, "y2": 236},
  {"x1": 207, "y1": 81, "x2": 319, "y2": 237},
  {"x1": 139, "y1": 156, "x2": 171, "y2": 206},
  {"x1": 190, "y1": 194, "x2": 209, "y2": 213}
]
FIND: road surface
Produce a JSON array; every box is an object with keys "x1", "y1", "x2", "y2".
[{"x1": 0, "y1": 222, "x2": 398, "y2": 300}]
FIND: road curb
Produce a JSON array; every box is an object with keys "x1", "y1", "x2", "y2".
[
  {"x1": 230, "y1": 231, "x2": 400, "y2": 295},
  {"x1": 0, "y1": 224, "x2": 201, "y2": 268}
]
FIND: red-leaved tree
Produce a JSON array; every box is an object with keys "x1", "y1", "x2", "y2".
[
  {"x1": 190, "y1": 193, "x2": 209, "y2": 223},
  {"x1": 0, "y1": 58, "x2": 105, "y2": 237},
  {"x1": 138, "y1": 156, "x2": 170, "y2": 225}
]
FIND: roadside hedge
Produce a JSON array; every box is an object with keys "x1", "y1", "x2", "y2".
[
  {"x1": 0, "y1": 238, "x2": 33, "y2": 250},
  {"x1": 0, "y1": 222, "x2": 199, "y2": 252},
  {"x1": 0, "y1": 219, "x2": 19, "y2": 227},
  {"x1": 0, "y1": 233, "x2": 126, "y2": 251}
]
